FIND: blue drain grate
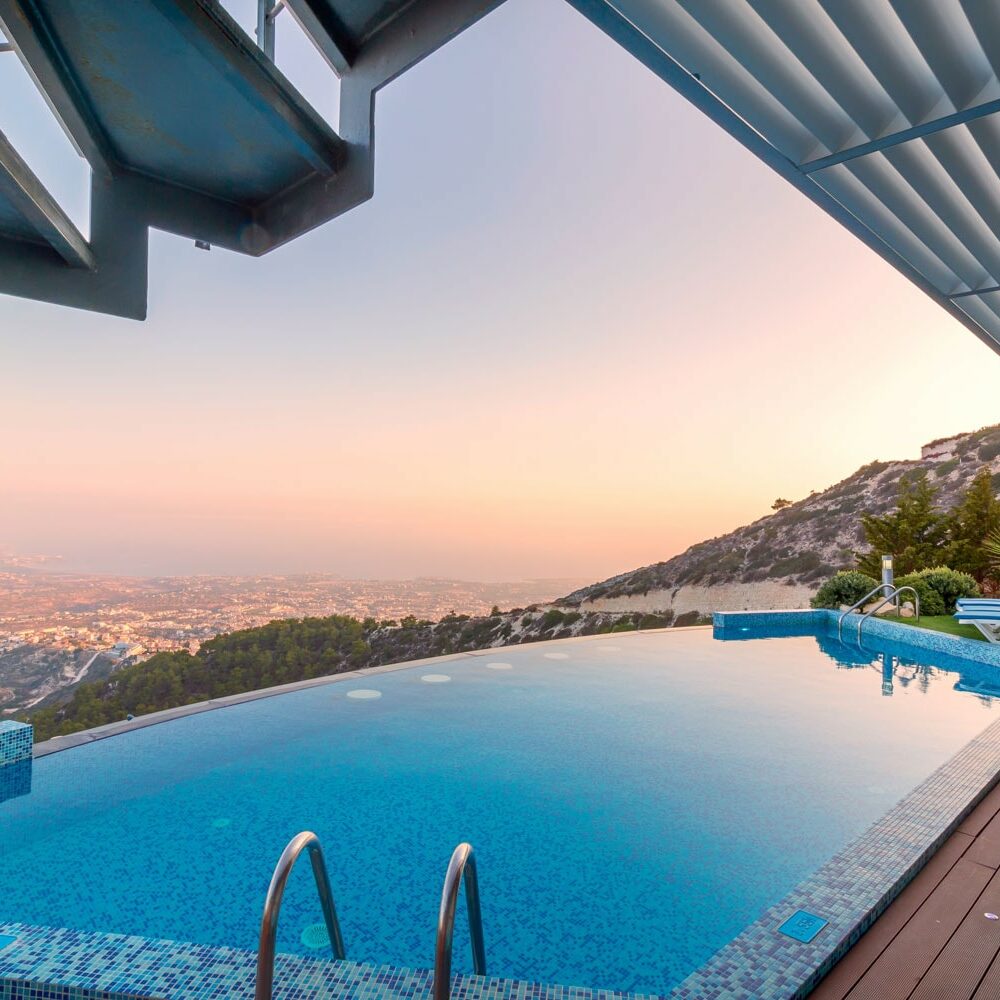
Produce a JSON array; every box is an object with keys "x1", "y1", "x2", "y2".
[{"x1": 778, "y1": 910, "x2": 828, "y2": 943}]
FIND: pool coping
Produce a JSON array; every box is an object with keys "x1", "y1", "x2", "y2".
[
  {"x1": 31, "y1": 625, "x2": 713, "y2": 758},
  {"x1": 8, "y1": 616, "x2": 1000, "y2": 999}
]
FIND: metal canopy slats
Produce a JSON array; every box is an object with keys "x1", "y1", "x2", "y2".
[{"x1": 596, "y1": 0, "x2": 1000, "y2": 353}]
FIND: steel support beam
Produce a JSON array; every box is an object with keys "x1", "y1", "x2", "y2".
[
  {"x1": 0, "y1": 172, "x2": 148, "y2": 319},
  {"x1": 256, "y1": 0, "x2": 507, "y2": 250},
  {"x1": 0, "y1": 128, "x2": 94, "y2": 267},
  {"x1": 283, "y1": 0, "x2": 355, "y2": 74},
  {"x1": 800, "y1": 97, "x2": 1000, "y2": 174},
  {"x1": 0, "y1": 1, "x2": 115, "y2": 173}
]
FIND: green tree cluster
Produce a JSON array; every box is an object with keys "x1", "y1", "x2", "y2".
[{"x1": 856, "y1": 468, "x2": 1000, "y2": 584}]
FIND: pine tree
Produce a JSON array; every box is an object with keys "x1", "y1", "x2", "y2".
[
  {"x1": 857, "y1": 473, "x2": 949, "y2": 576},
  {"x1": 946, "y1": 467, "x2": 1000, "y2": 581}
]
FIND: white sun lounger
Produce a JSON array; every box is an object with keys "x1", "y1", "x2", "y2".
[{"x1": 955, "y1": 604, "x2": 1000, "y2": 642}]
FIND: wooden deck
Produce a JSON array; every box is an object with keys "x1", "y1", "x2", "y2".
[{"x1": 811, "y1": 779, "x2": 1000, "y2": 1000}]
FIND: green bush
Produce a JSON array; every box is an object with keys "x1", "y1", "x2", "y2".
[
  {"x1": 811, "y1": 571, "x2": 879, "y2": 610},
  {"x1": 894, "y1": 573, "x2": 945, "y2": 616},
  {"x1": 897, "y1": 566, "x2": 980, "y2": 614}
]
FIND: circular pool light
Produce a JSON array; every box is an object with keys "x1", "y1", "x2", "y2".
[
  {"x1": 300, "y1": 923, "x2": 330, "y2": 949},
  {"x1": 486, "y1": 662, "x2": 512, "y2": 670},
  {"x1": 543, "y1": 652, "x2": 569, "y2": 660},
  {"x1": 987, "y1": 912, "x2": 999, "y2": 921},
  {"x1": 346, "y1": 689, "x2": 382, "y2": 700},
  {"x1": 421, "y1": 674, "x2": 451, "y2": 683}
]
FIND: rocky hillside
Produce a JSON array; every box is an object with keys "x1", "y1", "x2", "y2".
[{"x1": 560, "y1": 424, "x2": 1000, "y2": 616}]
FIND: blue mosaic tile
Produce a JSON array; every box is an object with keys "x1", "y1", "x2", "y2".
[
  {"x1": 0, "y1": 759, "x2": 31, "y2": 804},
  {"x1": 0, "y1": 722, "x2": 31, "y2": 768},
  {"x1": 0, "y1": 924, "x2": 655, "y2": 1000}
]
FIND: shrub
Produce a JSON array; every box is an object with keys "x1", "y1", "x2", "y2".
[
  {"x1": 768, "y1": 550, "x2": 823, "y2": 578},
  {"x1": 979, "y1": 440, "x2": 1000, "y2": 462},
  {"x1": 893, "y1": 574, "x2": 945, "y2": 617},
  {"x1": 811, "y1": 571, "x2": 879, "y2": 610},
  {"x1": 898, "y1": 566, "x2": 980, "y2": 614}
]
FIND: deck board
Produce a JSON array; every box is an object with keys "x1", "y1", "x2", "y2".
[{"x1": 813, "y1": 780, "x2": 1000, "y2": 1000}]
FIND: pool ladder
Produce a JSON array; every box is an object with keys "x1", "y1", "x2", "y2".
[
  {"x1": 837, "y1": 584, "x2": 921, "y2": 641},
  {"x1": 254, "y1": 832, "x2": 486, "y2": 1000}
]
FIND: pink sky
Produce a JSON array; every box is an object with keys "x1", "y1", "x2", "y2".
[{"x1": 0, "y1": 0, "x2": 997, "y2": 581}]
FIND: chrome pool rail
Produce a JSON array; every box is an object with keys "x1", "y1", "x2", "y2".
[
  {"x1": 255, "y1": 831, "x2": 346, "y2": 1000},
  {"x1": 433, "y1": 842, "x2": 487, "y2": 1000},
  {"x1": 855, "y1": 586, "x2": 920, "y2": 641},
  {"x1": 838, "y1": 583, "x2": 893, "y2": 636}
]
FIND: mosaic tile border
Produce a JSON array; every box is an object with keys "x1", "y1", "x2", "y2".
[
  {"x1": 714, "y1": 609, "x2": 1000, "y2": 668},
  {"x1": 0, "y1": 923, "x2": 652, "y2": 1000},
  {"x1": 0, "y1": 722, "x2": 32, "y2": 767}
]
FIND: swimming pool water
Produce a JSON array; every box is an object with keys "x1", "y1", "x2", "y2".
[{"x1": 1, "y1": 628, "x2": 997, "y2": 995}]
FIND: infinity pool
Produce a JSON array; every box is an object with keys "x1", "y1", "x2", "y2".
[{"x1": 1, "y1": 627, "x2": 998, "y2": 994}]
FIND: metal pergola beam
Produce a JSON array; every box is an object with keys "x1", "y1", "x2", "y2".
[
  {"x1": 800, "y1": 97, "x2": 1000, "y2": 174},
  {"x1": 950, "y1": 285, "x2": 1000, "y2": 299}
]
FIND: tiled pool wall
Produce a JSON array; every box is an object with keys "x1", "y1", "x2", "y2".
[
  {"x1": 713, "y1": 608, "x2": 1000, "y2": 668},
  {"x1": 0, "y1": 722, "x2": 32, "y2": 768},
  {"x1": 0, "y1": 923, "x2": 652, "y2": 1000},
  {"x1": 0, "y1": 722, "x2": 32, "y2": 806},
  {"x1": 6, "y1": 620, "x2": 1000, "y2": 1000}
]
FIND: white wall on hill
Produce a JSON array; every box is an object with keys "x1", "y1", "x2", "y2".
[{"x1": 579, "y1": 581, "x2": 817, "y2": 615}]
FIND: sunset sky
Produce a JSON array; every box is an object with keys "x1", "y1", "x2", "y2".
[{"x1": 1, "y1": 0, "x2": 998, "y2": 582}]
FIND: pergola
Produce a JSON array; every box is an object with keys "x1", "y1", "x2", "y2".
[{"x1": 2, "y1": 0, "x2": 1000, "y2": 356}]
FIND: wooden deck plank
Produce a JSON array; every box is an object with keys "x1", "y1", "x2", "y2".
[
  {"x1": 959, "y1": 783, "x2": 1000, "y2": 838},
  {"x1": 810, "y1": 832, "x2": 975, "y2": 1000},
  {"x1": 843, "y1": 858, "x2": 995, "y2": 1000},
  {"x1": 967, "y1": 808, "x2": 1000, "y2": 870},
  {"x1": 909, "y1": 866, "x2": 1000, "y2": 999},
  {"x1": 972, "y1": 943, "x2": 1000, "y2": 1000}
]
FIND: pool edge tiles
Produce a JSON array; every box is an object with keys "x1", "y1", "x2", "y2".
[{"x1": 0, "y1": 923, "x2": 656, "y2": 1000}]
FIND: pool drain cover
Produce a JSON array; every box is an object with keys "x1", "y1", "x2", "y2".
[
  {"x1": 778, "y1": 910, "x2": 828, "y2": 943},
  {"x1": 300, "y1": 924, "x2": 329, "y2": 949}
]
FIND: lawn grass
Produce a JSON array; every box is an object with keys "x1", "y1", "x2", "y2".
[{"x1": 877, "y1": 613, "x2": 986, "y2": 642}]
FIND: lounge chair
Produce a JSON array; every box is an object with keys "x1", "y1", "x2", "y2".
[{"x1": 955, "y1": 601, "x2": 1000, "y2": 642}]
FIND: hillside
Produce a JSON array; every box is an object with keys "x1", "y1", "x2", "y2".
[{"x1": 560, "y1": 424, "x2": 1000, "y2": 616}]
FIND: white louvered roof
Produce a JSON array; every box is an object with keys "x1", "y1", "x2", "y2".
[{"x1": 607, "y1": 0, "x2": 1000, "y2": 355}]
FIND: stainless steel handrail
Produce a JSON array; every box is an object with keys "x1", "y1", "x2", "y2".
[
  {"x1": 855, "y1": 586, "x2": 920, "y2": 640},
  {"x1": 255, "y1": 832, "x2": 346, "y2": 1000},
  {"x1": 838, "y1": 583, "x2": 893, "y2": 636},
  {"x1": 433, "y1": 843, "x2": 487, "y2": 1000}
]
